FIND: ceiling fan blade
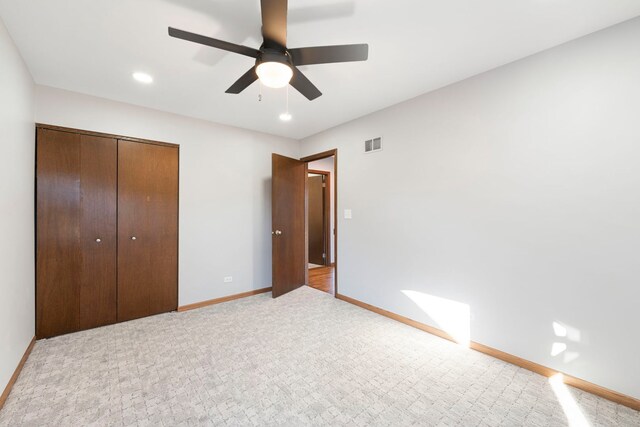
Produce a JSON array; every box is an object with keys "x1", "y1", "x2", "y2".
[
  {"x1": 260, "y1": 0, "x2": 288, "y2": 49},
  {"x1": 290, "y1": 67, "x2": 322, "y2": 101},
  {"x1": 168, "y1": 27, "x2": 260, "y2": 58},
  {"x1": 225, "y1": 67, "x2": 258, "y2": 94},
  {"x1": 289, "y1": 44, "x2": 369, "y2": 66}
]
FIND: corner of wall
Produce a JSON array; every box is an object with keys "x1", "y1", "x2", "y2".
[{"x1": 0, "y1": 15, "x2": 36, "y2": 404}]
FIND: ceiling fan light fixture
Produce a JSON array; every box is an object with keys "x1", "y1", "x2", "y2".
[{"x1": 256, "y1": 61, "x2": 293, "y2": 89}]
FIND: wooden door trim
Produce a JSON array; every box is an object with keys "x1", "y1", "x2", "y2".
[
  {"x1": 178, "y1": 287, "x2": 272, "y2": 312},
  {"x1": 307, "y1": 169, "x2": 331, "y2": 266},
  {"x1": 36, "y1": 123, "x2": 179, "y2": 148},
  {"x1": 301, "y1": 149, "x2": 337, "y2": 163},
  {"x1": 302, "y1": 150, "x2": 338, "y2": 296}
]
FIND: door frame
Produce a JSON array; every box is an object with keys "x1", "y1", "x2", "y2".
[
  {"x1": 307, "y1": 169, "x2": 331, "y2": 267},
  {"x1": 301, "y1": 149, "x2": 338, "y2": 296}
]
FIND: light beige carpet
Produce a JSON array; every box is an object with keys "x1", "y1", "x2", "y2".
[{"x1": 0, "y1": 286, "x2": 638, "y2": 426}]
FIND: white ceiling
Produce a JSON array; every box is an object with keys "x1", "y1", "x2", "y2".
[{"x1": 2, "y1": 1, "x2": 640, "y2": 139}]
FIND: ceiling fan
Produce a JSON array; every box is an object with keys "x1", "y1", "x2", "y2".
[{"x1": 168, "y1": 0, "x2": 368, "y2": 101}]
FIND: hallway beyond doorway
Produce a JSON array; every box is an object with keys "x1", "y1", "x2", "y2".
[{"x1": 308, "y1": 265, "x2": 334, "y2": 295}]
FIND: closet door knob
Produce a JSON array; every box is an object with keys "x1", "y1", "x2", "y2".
[
  {"x1": 95, "y1": 238, "x2": 102, "y2": 243},
  {"x1": 131, "y1": 236, "x2": 137, "y2": 241}
]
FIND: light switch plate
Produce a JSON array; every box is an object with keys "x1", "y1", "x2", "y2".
[
  {"x1": 223, "y1": 276, "x2": 233, "y2": 283},
  {"x1": 344, "y1": 209, "x2": 352, "y2": 219}
]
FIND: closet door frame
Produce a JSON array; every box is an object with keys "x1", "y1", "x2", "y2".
[
  {"x1": 37, "y1": 124, "x2": 180, "y2": 149},
  {"x1": 35, "y1": 123, "x2": 180, "y2": 334}
]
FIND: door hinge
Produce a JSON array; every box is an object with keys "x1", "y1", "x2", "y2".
[
  {"x1": 322, "y1": 253, "x2": 326, "y2": 259},
  {"x1": 322, "y1": 183, "x2": 326, "y2": 188}
]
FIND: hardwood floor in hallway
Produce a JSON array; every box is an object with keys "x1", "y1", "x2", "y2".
[{"x1": 308, "y1": 265, "x2": 334, "y2": 295}]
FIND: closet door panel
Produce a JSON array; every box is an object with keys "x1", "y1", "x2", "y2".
[
  {"x1": 118, "y1": 141, "x2": 178, "y2": 322},
  {"x1": 36, "y1": 129, "x2": 82, "y2": 338},
  {"x1": 79, "y1": 135, "x2": 118, "y2": 330}
]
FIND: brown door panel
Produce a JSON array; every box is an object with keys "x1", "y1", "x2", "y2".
[
  {"x1": 36, "y1": 130, "x2": 118, "y2": 338},
  {"x1": 79, "y1": 135, "x2": 118, "y2": 330},
  {"x1": 117, "y1": 141, "x2": 179, "y2": 322},
  {"x1": 36, "y1": 129, "x2": 82, "y2": 338},
  {"x1": 272, "y1": 153, "x2": 306, "y2": 298}
]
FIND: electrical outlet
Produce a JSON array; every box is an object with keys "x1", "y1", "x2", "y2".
[{"x1": 223, "y1": 276, "x2": 233, "y2": 283}]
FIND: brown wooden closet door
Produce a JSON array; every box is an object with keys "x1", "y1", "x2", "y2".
[
  {"x1": 117, "y1": 141, "x2": 179, "y2": 322},
  {"x1": 37, "y1": 129, "x2": 81, "y2": 338},
  {"x1": 79, "y1": 135, "x2": 118, "y2": 330},
  {"x1": 36, "y1": 129, "x2": 117, "y2": 338}
]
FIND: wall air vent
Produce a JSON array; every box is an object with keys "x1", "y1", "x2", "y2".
[{"x1": 365, "y1": 137, "x2": 382, "y2": 153}]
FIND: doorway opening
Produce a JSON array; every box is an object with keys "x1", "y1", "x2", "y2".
[
  {"x1": 270, "y1": 149, "x2": 337, "y2": 299},
  {"x1": 303, "y1": 152, "x2": 337, "y2": 296}
]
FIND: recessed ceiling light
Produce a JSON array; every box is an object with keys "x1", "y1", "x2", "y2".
[
  {"x1": 133, "y1": 72, "x2": 153, "y2": 84},
  {"x1": 279, "y1": 112, "x2": 292, "y2": 122}
]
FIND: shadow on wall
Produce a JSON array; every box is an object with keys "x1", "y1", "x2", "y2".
[{"x1": 402, "y1": 290, "x2": 471, "y2": 348}]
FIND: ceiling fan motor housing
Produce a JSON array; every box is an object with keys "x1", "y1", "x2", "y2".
[{"x1": 257, "y1": 48, "x2": 293, "y2": 68}]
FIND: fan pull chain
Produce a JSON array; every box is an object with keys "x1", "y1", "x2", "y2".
[
  {"x1": 279, "y1": 86, "x2": 292, "y2": 121},
  {"x1": 258, "y1": 81, "x2": 263, "y2": 102}
]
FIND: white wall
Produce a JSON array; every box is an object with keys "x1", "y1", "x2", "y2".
[
  {"x1": 0, "y1": 18, "x2": 35, "y2": 396},
  {"x1": 308, "y1": 157, "x2": 335, "y2": 263},
  {"x1": 35, "y1": 86, "x2": 299, "y2": 306},
  {"x1": 301, "y1": 17, "x2": 640, "y2": 399}
]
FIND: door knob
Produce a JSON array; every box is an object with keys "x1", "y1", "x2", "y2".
[
  {"x1": 131, "y1": 236, "x2": 137, "y2": 240},
  {"x1": 275, "y1": 230, "x2": 282, "y2": 236},
  {"x1": 95, "y1": 238, "x2": 101, "y2": 243}
]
